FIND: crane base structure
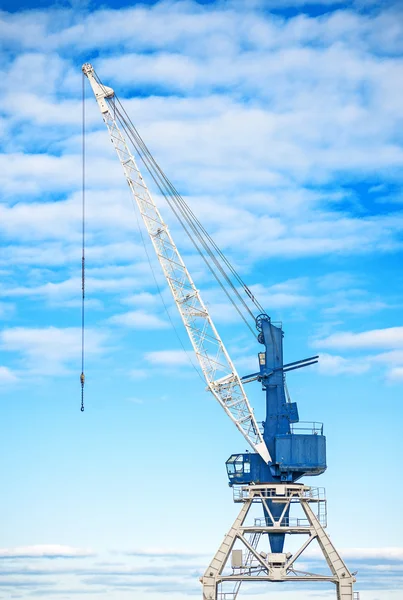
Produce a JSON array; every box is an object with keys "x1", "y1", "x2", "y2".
[{"x1": 201, "y1": 483, "x2": 358, "y2": 600}]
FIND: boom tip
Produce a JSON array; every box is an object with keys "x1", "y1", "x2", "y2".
[{"x1": 82, "y1": 63, "x2": 93, "y2": 75}]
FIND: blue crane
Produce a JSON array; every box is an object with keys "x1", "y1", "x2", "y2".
[
  {"x1": 83, "y1": 61, "x2": 326, "y2": 555},
  {"x1": 83, "y1": 64, "x2": 357, "y2": 600}
]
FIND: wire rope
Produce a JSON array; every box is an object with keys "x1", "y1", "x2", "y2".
[
  {"x1": 112, "y1": 94, "x2": 266, "y2": 319},
  {"x1": 111, "y1": 105, "x2": 258, "y2": 337},
  {"x1": 93, "y1": 70, "x2": 269, "y2": 338},
  {"x1": 80, "y1": 72, "x2": 86, "y2": 411}
]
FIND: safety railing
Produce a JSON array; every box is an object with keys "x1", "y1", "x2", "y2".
[
  {"x1": 233, "y1": 484, "x2": 326, "y2": 503},
  {"x1": 253, "y1": 506, "x2": 326, "y2": 528},
  {"x1": 257, "y1": 421, "x2": 323, "y2": 435},
  {"x1": 290, "y1": 421, "x2": 323, "y2": 435},
  {"x1": 302, "y1": 486, "x2": 326, "y2": 500},
  {"x1": 254, "y1": 516, "x2": 310, "y2": 528}
]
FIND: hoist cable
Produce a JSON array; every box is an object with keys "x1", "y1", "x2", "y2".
[
  {"x1": 92, "y1": 71, "x2": 269, "y2": 337},
  {"x1": 108, "y1": 101, "x2": 261, "y2": 336},
  {"x1": 113, "y1": 108, "x2": 257, "y2": 338},
  {"x1": 126, "y1": 99, "x2": 263, "y2": 312},
  {"x1": 92, "y1": 71, "x2": 267, "y2": 323},
  {"x1": 117, "y1": 112, "x2": 257, "y2": 336},
  {"x1": 80, "y1": 71, "x2": 86, "y2": 412},
  {"x1": 111, "y1": 93, "x2": 267, "y2": 319}
]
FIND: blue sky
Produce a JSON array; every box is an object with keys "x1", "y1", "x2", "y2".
[{"x1": 1, "y1": 0, "x2": 403, "y2": 598}]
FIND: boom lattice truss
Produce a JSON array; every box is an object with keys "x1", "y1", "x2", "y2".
[{"x1": 83, "y1": 63, "x2": 271, "y2": 464}]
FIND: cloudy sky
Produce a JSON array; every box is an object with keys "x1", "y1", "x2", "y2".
[{"x1": 1, "y1": 0, "x2": 403, "y2": 598}]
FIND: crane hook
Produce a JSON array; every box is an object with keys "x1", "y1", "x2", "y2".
[
  {"x1": 80, "y1": 71, "x2": 86, "y2": 414},
  {"x1": 80, "y1": 372, "x2": 85, "y2": 412}
]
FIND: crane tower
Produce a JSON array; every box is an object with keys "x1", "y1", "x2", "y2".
[{"x1": 83, "y1": 63, "x2": 359, "y2": 600}]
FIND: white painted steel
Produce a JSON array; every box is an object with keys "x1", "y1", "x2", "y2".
[
  {"x1": 202, "y1": 483, "x2": 356, "y2": 600},
  {"x1": 83, "y1": 63, "x2": 271, "y2": 464}
]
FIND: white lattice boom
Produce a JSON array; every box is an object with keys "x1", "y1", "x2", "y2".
[{"x1": 83, "y1": 63, "x2": 271, "y2": 464}]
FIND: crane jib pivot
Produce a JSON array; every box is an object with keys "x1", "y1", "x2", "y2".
[{"x1": 82, "y1": 63, "x2": 272, "y2": 465}]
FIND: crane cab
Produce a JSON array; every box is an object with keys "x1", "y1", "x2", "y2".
[{"x1": 226, "y1": 453, "x2": 257, "y2": 485}]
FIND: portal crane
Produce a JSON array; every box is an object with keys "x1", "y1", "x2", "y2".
[{"x1": 83, "y1": 63, "x2": 358, "y2": 600}]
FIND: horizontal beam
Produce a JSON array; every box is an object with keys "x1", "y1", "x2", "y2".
[
  {"x1": 241, "y1": 526, "x2": 313, "y2": 534},
  {"x1": 241, "y1": 355, "x2": 319, "y2": 382},
  {"x1": 218, "y1": 575, "x2": 337, "y2": 582},
  {"x1": 283, "y1": 360, "x2": 318, "y2": 373},
  {"x1": 283, "y1": 355, "x2": 319, "y2": 369}
]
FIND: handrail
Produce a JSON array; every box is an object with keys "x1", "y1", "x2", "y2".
[{"x1": 290, "y1": 421, "x2": 324, "y2": 435}]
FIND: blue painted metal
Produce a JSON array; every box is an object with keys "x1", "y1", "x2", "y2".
[
  {"x1": 240, "y1": 355, "x2": 319, "y2": 383},
  {"x1": 275, "y1": 434, "x2": 326, "y2": 473},
  {"x1": 225, "y1": 315, "x2": 327, "y2": 553}
]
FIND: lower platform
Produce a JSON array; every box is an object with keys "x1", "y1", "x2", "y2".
[{"x1": 201, "y1": 483, "x2": 357, "y2": 600}]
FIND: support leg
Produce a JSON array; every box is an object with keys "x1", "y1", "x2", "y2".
[
  {"x1": 201, "y1": 501, "x2": 251, "y2": 600},
  {"x1": 301, "y1": 499, "x2": 355, "y2": 600}
]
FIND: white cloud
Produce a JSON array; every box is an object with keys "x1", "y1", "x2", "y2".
[
  {"x1": 0, "y1": 269, "x2": 155, "y2": 305},
  {"x1": 0, "y1": 153, "x2": 124, "y2": 197},
  {"x1": 145, "y1": 349, "x2": 189, "y2": 366},
  {"x1": 315, "y1": 326, "x2": 403, "y2": 350},
  {"x1": 124, "y1": 546, "x2": 208, "y2": 558},
  {"x1": 0, "y1": 365, "x2": 18, "y2": 383},
  {"x1": 0, "y1": 544, "x2": 94, "y2": 559},
  {"x1": 317, "y1": 271, "x2": 363, "y2": 291},
  {"x1": 1, "y1": 93, "x2": 89, "y2": 127},
  {"x1": 121, "y1": 291, "x2": 160, "y2": 306},
  {"x1": 1, "y1": 14, "x2": 403, "y2": 266},
  {"x1": 249, "y1": 283, "x2": 311, "y2": 308},
  {"x1": 0, "y1": 242, "x2": 146, "y2": 270},
  {"x1": 314, "y1": 346, "x2": 403, "y2": 380},
  {"x1": 108, "y1": 309, "x2": 168, "y2": 329},
  {"x1": 306, "y1": 546, "x2": 403, "y2": 562},
  {"x1": 0, "y1": 326, "x2": 108, "y2": 375},
  {"x1": 313, "y1": 326, "x2": 403, "y2": 380},
  {"x1": 370, "y1": 349, "x2": 403, "y2": 365},
  {"x1": 322, "y1": 298, "x2": 390, "y2": 316},
  {"x1": 387, "y1": 367, "x2": 403, "y2": 382},
  {"x1": 317, "y1": 352, "x2": 370, "y2": 376},
  {"x1": 0, "y1": 187, "x2": 137, "y2": 242},
  {"x1": 204, "y1": 282, "x2": 311, "y2": 326}
]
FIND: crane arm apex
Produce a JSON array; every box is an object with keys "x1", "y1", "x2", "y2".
[{"x1": 82, "y1": 63, "x2": 114, "y2": 113}]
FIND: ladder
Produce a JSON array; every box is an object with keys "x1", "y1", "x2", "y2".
[{"x1": 218, "y1": 532, "x2": 262, "y2": 600}]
